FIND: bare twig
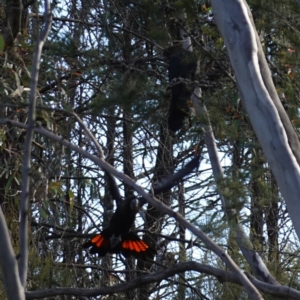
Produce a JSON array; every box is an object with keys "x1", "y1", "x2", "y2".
[
  {"x1": 71, "y1": 111, "x2": 105, "y2": 158},
  {"x1": 30, "y1": 13, "x2": 163, "y2": 50},
  {"x1": 18, "y1": 0, "x2": 52, "y2": 288}
]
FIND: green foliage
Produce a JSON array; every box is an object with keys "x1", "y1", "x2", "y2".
[{"x1": 219, "y1": 177, "x2": 247, "y2": 211}]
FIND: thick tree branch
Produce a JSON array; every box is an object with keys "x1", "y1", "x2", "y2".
[
  {"x1": 211, "y1": 0, "x2": 300, "y2": 244},
  {"x1": 244, "y1": 0, "x2": 300, "y2": 165},
  {"x1": 25, "y1": 261, "x2": 300, "y2": 299}
]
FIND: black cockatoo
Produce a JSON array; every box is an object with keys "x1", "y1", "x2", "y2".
[
  {"x1": 83, "y1": 173, "x2": 154, "y2": 260},
  {"x1": 164, "y1": 45, "x2": 199, "y2": 132},
  {"x1": 83, "y1": 154, "x2": 201, "y2": 259}
]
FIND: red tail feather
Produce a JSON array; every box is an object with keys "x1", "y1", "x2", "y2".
[
  {"x1": 120, "y1": 232, "x2": 155, "y2": 259},
  {"x1": 83, "y1": 234, "x2": 110, "y2": 256},
  {"x1": 83, "y1": 232, "x2": 156, "y2": 259}
]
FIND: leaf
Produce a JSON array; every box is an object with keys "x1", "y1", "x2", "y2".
[
  {"x1": 0, "y1": 35, "x2": 5, "y2": 51},
  {"x1": 39, "y1": 206, "x2": 49, "y2": 219},
  {"x1": 5, "y1": 175, "x2": 14, "y2": 195},
  {"x1": 210, "y1": 211, "x2": 218, "y2": 223},
  {"x1": 49, "y1": 181, "x2": 64, "y2": 196}
]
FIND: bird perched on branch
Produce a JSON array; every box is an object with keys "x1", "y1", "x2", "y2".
[
  {"x1": 164, "y1": 45, "x2": 199, "y2": 132},
  {"x1": 83, "y1": 154, "x2": 201, "y2": 260}
]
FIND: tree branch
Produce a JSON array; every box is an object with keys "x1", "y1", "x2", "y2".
[
  {"x1": 211, "y1": 0, "x2": 300, "y2": 244},
  {"x1": 0, "y1": 209, "x2": 24, "y2": 300},
  {"x1": 25, "y1": 261, "x2": 300, "y2": 299},
  {"x1": 18, "y1": 0, "x2": 52, "y2": 288}
]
